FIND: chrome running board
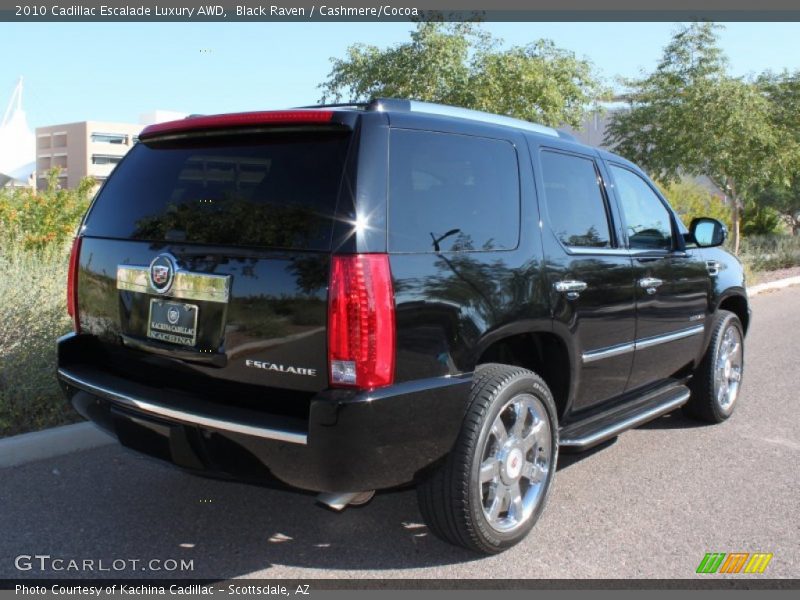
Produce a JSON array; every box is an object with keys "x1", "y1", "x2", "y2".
[{"x1": 559, "y1": 385, "x2": 691, "y2": 450}]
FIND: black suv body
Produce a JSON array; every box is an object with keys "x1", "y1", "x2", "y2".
[{"x1": 58, "y1": 99, "x2": 749, "y2": 553}]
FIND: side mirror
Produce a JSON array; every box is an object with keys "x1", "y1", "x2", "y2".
[{"x1": 690, "y1": 217, "x2": 727, "y2": 248}]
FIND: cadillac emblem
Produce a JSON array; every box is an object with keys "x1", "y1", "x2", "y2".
[
  {"x1": 148, "y1": 254, "x2": 176, "y2": 294},
  {"x1": 167, "y1": 306, "x2": 181, "y2": 325}
]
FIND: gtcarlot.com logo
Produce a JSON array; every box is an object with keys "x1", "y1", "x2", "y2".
[{"x1": 15, "y1": 555, "x2": 194, "y2": 573}]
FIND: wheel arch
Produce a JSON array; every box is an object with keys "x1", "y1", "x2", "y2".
[
  {"x1": 473, "y1": 325, "x2": 576, "y2": 420},
  {"x1": 716, "y1": 290, "x2": 750, "y2": 334}
]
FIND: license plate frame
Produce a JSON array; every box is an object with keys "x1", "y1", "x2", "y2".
[{"x1": 147, "y1": 299, "x2": 199, "y2": 347}]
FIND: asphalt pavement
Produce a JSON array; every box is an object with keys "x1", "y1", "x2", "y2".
[{"x1": 1, "y1": 286, "x2": 798, "y2": 580}]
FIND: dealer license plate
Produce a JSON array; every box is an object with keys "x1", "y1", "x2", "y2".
[{"x1": 147, "y1": 299, "x2": 199, "y2": 347}]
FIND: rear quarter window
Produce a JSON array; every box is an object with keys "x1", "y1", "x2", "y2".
[
  {"x1": 83, "y1": 131, "x2": 351, "y2": 250},
  {"x1": 388, "y1": 129, "x2": 520, "y2": 253}
]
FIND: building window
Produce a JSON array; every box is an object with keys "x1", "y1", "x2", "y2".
[
  {"x1": 52, "y1": 155, "x2": 67, "y2": 169},
  {"x1": 91, "y1": 132, "x2": 128, "y2": 144},
  {"x1": 92, "y1": 154, "x2": 123, "y2": 166},
  {"x1": 37, "y1": 157, "x2": 52, "y2": 171},
  {"x1": 53, "y1": 134, "x2": 67, "y2": 148},
  {"x1": 37, "y1": 136, "x2": 51, "y2": 150}
]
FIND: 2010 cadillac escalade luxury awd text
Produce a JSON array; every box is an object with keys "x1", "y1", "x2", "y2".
[{"x1": 57, "y1": 99, "x2": 750, "y2": 554}]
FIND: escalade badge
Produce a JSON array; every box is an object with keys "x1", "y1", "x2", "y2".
[
  {"x1": 149, "y1": 254, "x2": 176, "y2": 294},
  {"x1": 245, "y1": 359, "x2": 317, "y2": 377}
]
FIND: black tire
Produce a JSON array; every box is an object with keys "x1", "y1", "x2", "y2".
[
  {"x1": 684, "y1": 310, "x2": 745, "y2": 423},
  {"x1": 417, "y1": 363, "x2": 559, "y2": 554}
]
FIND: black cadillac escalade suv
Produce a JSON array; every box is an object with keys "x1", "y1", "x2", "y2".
[{"x1": 57, "y1": 99, "x2": 749, "y2": 554}]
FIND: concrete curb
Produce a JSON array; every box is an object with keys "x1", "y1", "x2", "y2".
[
  {"x1": 748, "y1": 275, "x2": 800, "y2": 297},
  {"x1": 0, "y1": 421, "x2": 113, "y2": 469},
  {"x1": 0, "y1": 274, "x2": 798, "y2": 469}
]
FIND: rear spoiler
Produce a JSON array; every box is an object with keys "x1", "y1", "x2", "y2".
[{"x1": 139, "y1": 110, "x2": 348, "y2": 141}]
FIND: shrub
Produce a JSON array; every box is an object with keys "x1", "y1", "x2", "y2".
[
  {"x1": 741, "y1": 200, "x2": 784, "y2": 236},
  {"x1": 0, "y1": 240, "x2": 80, "y2": 436},
  {"x1": 659, "y1": 179, "x2": 732, "y2": 231},
  {"x1": 738, "y1": 234, "x2": 800, "y2": 272},
  {"x1": 0, "y1": 168, "x2": 93, "y2": 249},
  {"x1": 0, "y1": 171, "x2": 94, "y2": 436}
]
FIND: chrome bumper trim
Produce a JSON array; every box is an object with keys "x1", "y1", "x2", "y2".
[{"x1": 58, "y1": 368, "x2": 308, "y2": 445}]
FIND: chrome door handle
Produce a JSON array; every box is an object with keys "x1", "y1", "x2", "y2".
[
  {"x1": 639, "y1": 277, "x2": 664, "y2": 295},
  {"x1": 554, "y1": 280, "x2": 588, "y2": 293},
  {"x1": 554, "y1": 280, "x2": 587, "y2": 299}
]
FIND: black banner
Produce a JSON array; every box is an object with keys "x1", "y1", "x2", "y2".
[{"x1": 1, "y1": 0, "x2": 800, "y2": 21}]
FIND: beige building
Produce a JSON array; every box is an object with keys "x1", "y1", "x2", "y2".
[{"x1": 35, "y1": 121, "x2": 143, "y2": 190}]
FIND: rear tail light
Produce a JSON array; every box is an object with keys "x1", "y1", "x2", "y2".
[
  {"x1": 67, "y1": 236, "x2": 82, "y2": 333},
  {"x1": 328, "y1": 254, "x2": 395, "y2": 389}
]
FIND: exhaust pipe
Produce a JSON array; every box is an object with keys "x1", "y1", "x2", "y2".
[{"x1": 316, "y1": 490, "x2": 375, "y2": 511}]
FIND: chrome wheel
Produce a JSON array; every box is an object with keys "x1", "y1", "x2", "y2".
[
  {"x1": 479, "y1": 393, "x2": 552, "y2": 533},
  {"x1": 714, "y1": 324, "x2": 743, "y2": 414},
  {"x1": 418, "y1": 365, "x2": 558, "y2": 553}
]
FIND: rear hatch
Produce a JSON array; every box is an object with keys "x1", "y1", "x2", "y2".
[{"x1": 74, "y1": 111, "x2": 357, "y2": 413}]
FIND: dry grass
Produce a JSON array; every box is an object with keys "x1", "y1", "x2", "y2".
[
  {"x1": 738, "y1": 234, "x2": 800, "y2": 272},
  {"x1": 0, "y1": 238, "x2": 80, "y2": 436}
]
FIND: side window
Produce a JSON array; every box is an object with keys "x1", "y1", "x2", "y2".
[
  {"x1": 388, "y1": 130, "x2": 519, "y2": 253},
  {"x1": 610, "y1": 165, "x2": 674, "y2": 251},
  {"x1": 540, "y1": 151, "x2": 612, "y2": 249}
]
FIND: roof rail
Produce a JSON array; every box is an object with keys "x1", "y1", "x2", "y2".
[
  {"x1": 292, "y1": 98, "x2": 564, "y2": 139},
  {"x1": 368, "y1": 98, "x2": 560, "y2": 138},
  {"x1": 556, "y1": 129, "x2": 578, "y2": 142},
  {"x1": 294, "y1": 101, "x2": 371, "y2": 110}
]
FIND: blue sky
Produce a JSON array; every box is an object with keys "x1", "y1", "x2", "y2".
[{"x1": 2, "y1": 21, "x2": 800, "y2": 130}]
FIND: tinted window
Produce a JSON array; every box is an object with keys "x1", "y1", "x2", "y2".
[
  {"x1": 388, "y1": 130, "x2": 519, "y2": 253},
  {"x1": 540, "y1": 151, "x2": 611, "y2": 248},
  {"x1": 84, "y1": 132, "x2": 350, "y2": 250},
  {"x1": 610, "y1": 165, "x2": 673, "y2": 251}
]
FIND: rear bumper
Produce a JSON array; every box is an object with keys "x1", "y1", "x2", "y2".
[{"x1": 57, "y1": 333, "x2": 470, "y2": 492}]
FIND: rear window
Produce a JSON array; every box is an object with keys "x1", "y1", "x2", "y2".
[
  {"x1": 84, "y1": 132, "x2": 351, "y2": 250},
  {"x1": 388, "y1": 129, "x2": 520, "y2": 253}
]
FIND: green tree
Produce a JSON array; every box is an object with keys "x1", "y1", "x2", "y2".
[
  {"x1": 605, "y1": 23, "x2": 787, "y2": 254},
  {"x1": 759, "y1": 70, "x2": 800, "y2": 140},
  {"x1": 753, "y1": 71, "x2": 800, "y2": 235},
  {"x1": 749, "y1": 183, "x2": 799, "y2": 235},
  {"x1": 319, "y1": 22, "x2": 608, "y2": 128}
]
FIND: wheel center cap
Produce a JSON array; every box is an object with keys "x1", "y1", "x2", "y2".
[
  {"x1": 505, "y1": 448, "x2": 524, "y2": 480},
  {"x1": 724, "y1": 360, "x2": 732, "y2": 379}
]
